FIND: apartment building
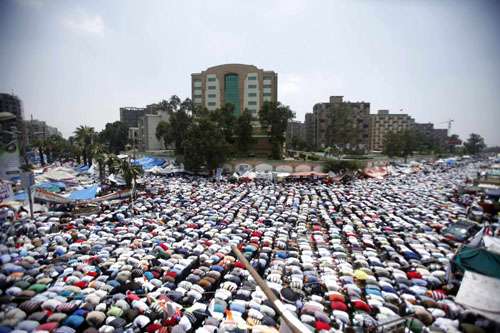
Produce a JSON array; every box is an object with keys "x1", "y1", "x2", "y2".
[
  {"x1": 305, "y1": 96, "x2": 370, "y2": 151},
  {"x1": 369, "y1": 110, "x2": 415, "y2": 151}
]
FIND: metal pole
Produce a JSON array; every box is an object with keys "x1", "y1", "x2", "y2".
[
  {"x1": 230, "y1": 245, "x2": 310, "y2": 333},
  {"x1": 27, "y1": 184, "x2": 34, "y2": 219}
]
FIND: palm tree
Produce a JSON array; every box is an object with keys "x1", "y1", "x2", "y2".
[
  {"x1": 74, "y1": 125, "x2": 96, "y2": 166},
  {"x1": 106, "y1": 154, "x2": 119, "y2": 175},
  {"x1": 119, "y1": 159, "x2": 143, "y2": 188},
  {"x1": 47, "y1": 135, "x2": 69, "y2": 162},
  {"x1": 32, "y1": 138, "x2": 46, "y2": 166},
  {"x1": 73, "y1": 144, "x2": 82, "y2": 164},
  {"x1": 93, "y1": 143, "x2": 108, "y2": 181}
]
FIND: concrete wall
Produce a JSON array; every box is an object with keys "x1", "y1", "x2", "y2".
[{"x1": 223, "y1": 159, "x2": 326, "y2": 173}]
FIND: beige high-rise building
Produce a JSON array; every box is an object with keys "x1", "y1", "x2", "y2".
[
  {"x1": 369, "y1": 110, "x2": 415, "y2": 151},
  {"x1": 191, "y1": 64, "x2": 278, "y2": 118}
]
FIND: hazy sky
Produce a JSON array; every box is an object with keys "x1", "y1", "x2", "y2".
[{"x1": 1, "y1": 0, "x2": 499, "y2": 144}]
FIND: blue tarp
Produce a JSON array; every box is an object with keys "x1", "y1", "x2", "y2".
[
  {"x1": 33, "y1": 181, "x2": 66, "y2": 193},
  {"x1": 446, "y1": 158, "x2": 457, "y2": 166},
  {"x1": 76, "y1": 165, "x2": 90, "y2": 173},
  {"x1": 68, "y1": 185, "x2": 98, "y2": 200},
  {"x1": 133, "y1": 156, "x2": 165, "y2": 170},
  {"x1": 14, "y1": 192, "x2": 27, "y2": 201}
]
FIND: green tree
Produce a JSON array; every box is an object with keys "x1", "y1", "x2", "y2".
[
  {"x1": 119, "y1": 158, "x2": 143, "y2": 188},
  {"x1": 382, "y1": 132, "x2": 401, "y2": 158},
  {"x1": 383, "y1": 129, "x2": 417, "y2": 162},
  {"x1": 155, "y1": 96, "x2": 193, "y2": 155},
  {"x1": 447, "y1": 134, "x2": 461, "y2": 154},
  {"x1": 155, "y1": 120, "x2": 173, "y2": 150},
  {"x1": 106, "y1": 154, "x2": 119, "y2": 175},
  {"x1": 210, "y1": 104, "x2": 236, "y2": 145},
  {"x1": 259, "y1": 101, "x2": 294, "y2": 159},
  {"x1": 235, "y1": 109, "x2": 255, "y2": 155},
  {"x1": 291, "y1": 137, "x2": 307, "y2": 151},
  {"x1": 74, "y1": 125, "x2": 96, "y2": 166},
  {"x1": 413, "y1": 130, "x2": 432, "y2": 153},
  {"x1": 46, "y1": 135, "x2": 69, "y2": 162},
  {"x1": 183, "y1": 116, "x2": 228, "y2": 173},
  {"x1": 180, "y1": 98, "x2": 194, "y2": 115},
  {"x1": 168, "y1": 95, "x2": 181, "y2": 111},
  {"x1": 171, "y1": 108, "x2": 192, "y2": 153},
  {"x1": 99, "y1": 121, "x2": 128, "y2": 154},
  {"x1": 68, "y1": 136, "x2": 81, "y2": 164},
  {"x1": 93, "y1": 143, "x2": 107, "y2": 181},
  {"x1": 326, "y1": 105, "x2": 356, "y2": 152},
  {"x1": 464, "y1": 133, "x2": 486, "y2": 155},
  {"x1": 32, "y1": 138, "x2": 46, "y2": 166}
]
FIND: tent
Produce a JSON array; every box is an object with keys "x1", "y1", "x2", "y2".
[
  {"x1": 34, "y1": 188, "x2": 71, "y2": 204},
  {"x1": 108, "y1": 174, "x2": 126, "y2": 186},
  {"x1": 456, "y1": 271, "x2": 500, "y2": 322},
  {"x1": 133, "y1": 156, "x2": 165, "y2": 171},
  {"x1": 40, "y1": 167, "x2": 78, "y2": 185},
  {"x1": 147, "y1": 165, "x2": 184, "y2": 175},
  {"x1": 363, "y1": 166, "x2": 388, "y2": 179},
  {"x1": 68, "y1": 185, "x2": 99, "y2": 201},
  {"x1": 452, "y1": 245, "x2": 500, "y2": 279},
  {"x1": 240, "y1": 171, "x2": 257, "y2": 181}
]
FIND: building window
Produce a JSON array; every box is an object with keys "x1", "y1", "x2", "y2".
[
  {"x1": 248, "y1": 92, "x2": 257, "y2": 97},
  {"x1": 207, "y1": 77, "x2": 216, "y2": 82},
  {"x1": 208, "y1": 102, "x2": 216, "y2": 106},
  {"x1": 224, "y1": 74, "x2": 240, "y2": 116},
  {"x1": 194, "y1": 94, "x2": 202, "y2": 98},
  {"x1": 208, "y1": 86, "x2": 216, "y2": 90},
  {"x1": 208, "y1": 94, "x2": 216, "y2": 98},
  {"x1": 263, "y1": 92, "x2": 271, "y2": 97},
  {"x1": 248, "y1": 84, "x2": 257, "y2": 89},
  {"x1": 248, "y1": 101, "x2": 257, "y2": 105},
  {"x1": 248, "y1": 76, "x2": 257, "y2": 81},
  {"x1": 263, "y1": 84, "x2": 272, "y2": 88}
]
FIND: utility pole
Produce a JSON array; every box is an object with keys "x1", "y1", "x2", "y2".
[
  {"x1": 21, "y1": 170, "x2": 34, "y2": 220},
  {"x1": 231, "y1": 245, "x2": 311, "y2": 333},
  {"x1": 30, "y1": 114, "x2": 33, "y2": 147}
]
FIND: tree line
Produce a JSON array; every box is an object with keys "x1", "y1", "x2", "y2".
[
  {"x1": 28, "y1": 120, "x2": 141, "y2": 187},
  {"x1": 155, "y1": 95, "x2": 293, "y2": 173},
  {"x1": 31, "y1": 121, "x2": 129, "y2": 167},
  {"x1": 383, "y1": 130, "x2": 487, "y2": 161},
  {"x1": 29, "y1": 94, "x2": 294, "y2": 177}
]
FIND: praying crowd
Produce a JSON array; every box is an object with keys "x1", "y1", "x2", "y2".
[{"x1": 0, "y1": 161, "x2": 498, "y2": 333}]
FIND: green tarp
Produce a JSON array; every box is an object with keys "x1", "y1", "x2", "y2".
[{"x1": 453, "y1": 246, "x2": 500, "y2": 279}]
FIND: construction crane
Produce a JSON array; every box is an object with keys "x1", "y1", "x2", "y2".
[{"x1": 437, "y1": 119, "x2": 454, "y2": 135}]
